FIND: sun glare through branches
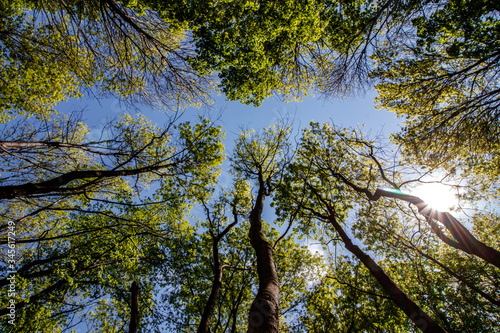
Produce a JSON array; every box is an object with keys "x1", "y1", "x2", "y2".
[{"x1": 412, "y1": 183, "x2": 458, "y2": 213}]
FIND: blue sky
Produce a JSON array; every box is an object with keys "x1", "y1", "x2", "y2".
[
  {"x1": 58, "y1": 88, "x2": 403, "y2": 227},
  {"x1": 63, "y1": 88, "x2": 401, "y2": 157}
]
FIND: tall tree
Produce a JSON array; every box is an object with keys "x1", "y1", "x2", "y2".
[
  {"x1": 0, "y1": 0, "x2": 212, "y2": 123},
  {"x1": 299, "y1": 256, "x2": 415, "y2": 332},
  {"x1": 196, "y1": 183, "x2": 251, "y2": 333},
  {"x1": 140, "y1": 0, "x2": 414, "y2": 105},
  {"x1": 230, "y1": 125, "x2": 291, "y2": 332},
  {"x1": 153, "y1": 181, "x2": 323, "y2": 333},
  {"x1": 276, "y1": 122, "x2": 500, "y2": 332},
  {"x1": 373, "y1": 0, "x2": 500, "y2": 182},
  {"x1": 2, "y1": 1, "x2": 500, "y2": 331},
  {"x1": 0, "y1": 114, "x2": 224, "y2": 331}
]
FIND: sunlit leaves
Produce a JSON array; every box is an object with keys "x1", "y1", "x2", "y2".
[
  {"x1": 299, "y1": 257, "x2": 413, "y2": 332},
  {"x1": 231, "y1": 124, "x2": 291, "y2": 186},
  {"x1": 372, "y1": 0, "x2": 500, "y2": 185},
  {"x1": 0, "y1": 113, "x2": 224, "y2": 330}
]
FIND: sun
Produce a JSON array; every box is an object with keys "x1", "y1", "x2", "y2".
[{"x1": 412, "y1": 183, "x2": 458, "y2": 212}]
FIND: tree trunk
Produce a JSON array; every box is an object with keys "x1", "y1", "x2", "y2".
[
  {"x1": 129, "y1": 281, "x2": 140, "y2": 333},
  {"x1": 327, "y1": 215, "x2": 448, "y2": 333},
  {"x1": 373, "y1": 189, "x2": 500, "y2": 269},
  {"x1": 198, "y1": 241, "x2": 223, "y2": 333},
  {"x1": 0, "y1": 164, "x2": 177, "y2": 199},
  {"x1": 247, "y1": 186, "x2": 279, "y2": 333}
]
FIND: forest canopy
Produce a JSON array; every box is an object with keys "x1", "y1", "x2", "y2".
[{"x1": 1, "y1": 0, "x2": 499, "y2": 332}]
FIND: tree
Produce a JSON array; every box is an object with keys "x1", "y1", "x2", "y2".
[
  {"x1": 231, "y1": 125, "x2": 291, "y2": 332},
  {"x1": 0, "y1": 0, "x2": 212, "y2": 123},
  {"x1": 372, "y1": 0, "x2": 500, "y2": 182},
  {"x1": 0, "y1": 113, "x2": 223, "y2": 199},
  {"x1": 137, "y1": 0, "x2": 324, "y2": 105},
  {"x1": 2, "y1": 1, "x2": 500, "y2": 331},
  {"x1": 275, "y1": 122, "x2": 500, "y2": 332},
  {"x1": 129, "y1": 281, "x2": 140, "y2": 333},
  {"x1": 2, "y1": 118, "x2": 499, "y2": 331},
  {"x1": 366, "y1": 189, "x2": 500, "y2": 269},
  {"x1": 299, "y1": 256, "x2": 414, "y2": 332},
  {"x1": 196, "y1": 184, "x2": 251, "y2": 333},
  {"x1": 152, "y1": 180, "x2": 324, "y2": 333},
  {"x1": 0, "y1": 114, "x2": 224, "y2": 331},
  {"x1": 139, "y1": 0, "x2": 416, "y2": 105},
  {"x1": 0, "y1": 1, "x2": 85, "y2": 122}
]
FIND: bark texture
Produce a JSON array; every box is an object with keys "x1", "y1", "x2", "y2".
[
  {"x1": 0, "y1": 164, "x2": 177, "y2": 199},
  {"x1": 328, "y1": 214, "x2": 448, "y2": 333},
  {"x1": 374, "y1": 189, "x2": 500, "y2": 269},
  {"x1": 197, "y1": 207, "x2": 238, "y2": 333},
  {"x1": 197, "y1": 263, "x2": 223, "y2": 333},
  {"x1": 197, "y1": 234, "x2": 224, "y2": 333},
  {"x1": 247, "y1": 185, "x2": 279, "y2": 333}
]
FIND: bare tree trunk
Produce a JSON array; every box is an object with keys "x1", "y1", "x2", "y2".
[
  {"x1": 327, "y1": 215, "x2": 448, "y2": 333},
  {"x1": 329, "y1": 177, "x2": 500, "y2": 269},
  {"x1": 247, "y1": 185, "x2": 279, "y2": 333},
  {"x1": 373, "y1": 189, "x2": 500, "y2": 269},
  {"x1": 0, "y1": 163, "x2": 178, "y2": 199},
  {"x1": 129, "y1": 281, "x2": 140, "y2": 333},
  {"x1": 197, "y1": 203, "x2": 239, "y2": 333},
  {"x1": 198, "y1": 241, "x2": 223, "y2": 333}
]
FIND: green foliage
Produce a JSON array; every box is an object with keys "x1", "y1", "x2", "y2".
[
  {"x1": 299, "y1": 257, "x2": 414, "y2": 332},
  {"x1": 275, "y1": 122, "x2": 384, "y2": 240},
  {"x1": 0, "y1": 114, "x2": 224, "y2": 331},
  {"x1": 412, "y1": 0, "x2": 500, "y2": 59},
  {"x1": 372, "y1": 0, "x2": 500, "y2": 183},
  {"x1": 142, "y1": 0, "x2": 323, "y2": 105},
  {"x1": 155, "y1": 214, "x2": 324, "y2": 332},
  {"x1": 0, "y1": 6, "x2": 82, "y2": 122},
  {"x1": 0, "y1": 198, "x2": 178, "y2": 331},
  {"x1": 277, "y1": 122, "x2": 500, "y2": 332},
  {"x1": 231, "y1": 124, "x2": 291, "y2": 184},
  {"x1": 352, "y1": 194, "x2": 500, "y2": 332},
  {"x1": 155, "y1": 220, "x2": 255, "y2": 332},
  {"x1": 2, "y1": 0, "x2": 500, "y2": 331},
  {"x1": 0, "y1": 0, "x2": 210, "y2": 123},
  {"x1": 141, "y1": 0, "x2": 392, "y2": 105}
]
